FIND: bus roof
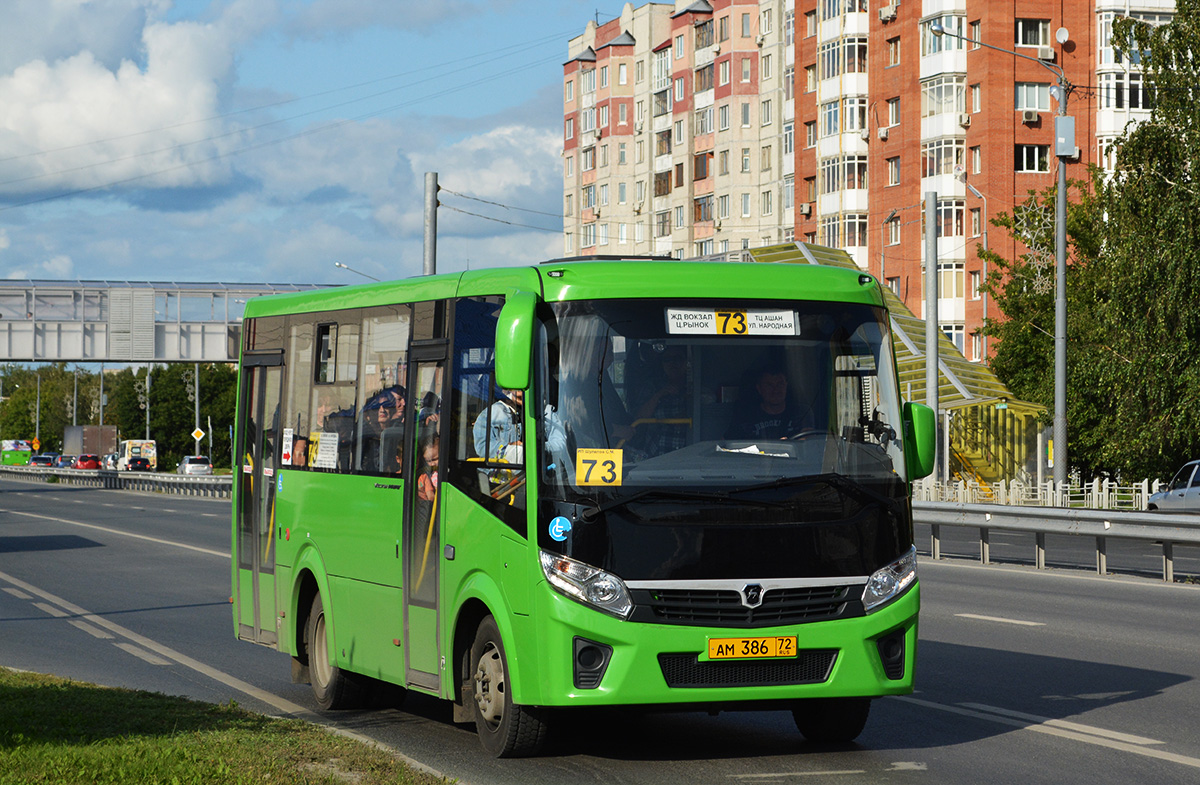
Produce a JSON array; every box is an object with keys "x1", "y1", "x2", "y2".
[{"x1": 242, "y1": 259, "x2": 884, "y2": 319}]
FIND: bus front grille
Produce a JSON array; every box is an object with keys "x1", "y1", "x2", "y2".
[
  {"x1": 657, "y1": 651, "x2": 837, "y2": 688},
  {"x1": 634, "y1": 586, "x2": 860, "y2": 628}
]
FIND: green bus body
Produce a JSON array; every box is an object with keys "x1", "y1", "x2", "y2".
[
  {"x1": 1, "y1": 440, "x2": 33, "y2": 466},
  {"x1": 232, "y1": 260, "x2": 935, "y2": 756}
]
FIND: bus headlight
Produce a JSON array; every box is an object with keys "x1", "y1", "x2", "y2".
[
  {"x1": 540, "y1": 550, "x2": 633, "y2": 619},
  {"x1": 862, "y1": 546, "x2": 918, "y2": 612}
]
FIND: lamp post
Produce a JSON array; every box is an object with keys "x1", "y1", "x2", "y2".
[
  {"x1": 333, "y1": 261, "x2": 380, "y2": 282},
  {"x1": 931, "y1": 21, "x2": 1072, "y2": 484}
]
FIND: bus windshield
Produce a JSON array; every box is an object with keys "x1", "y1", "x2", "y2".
[{"x1": 536, "y1": 298, "x2": 910, "y2": 580}]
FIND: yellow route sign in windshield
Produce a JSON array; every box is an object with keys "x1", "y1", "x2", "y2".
[{"x1": 575, "y1": 448, "x2": 623, "y2": 486}]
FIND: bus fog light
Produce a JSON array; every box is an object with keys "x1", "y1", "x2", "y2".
[
  {"x1": 540, "y1": 550, "x2": 633, "y2": 619},
  {"x1": 862, "y1": 546, "x2": 917, "y2": 612}
]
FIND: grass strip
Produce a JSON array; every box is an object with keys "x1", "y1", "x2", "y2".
[{"x1": 0, "y1": 667, "x2": 454, "y2": 784}]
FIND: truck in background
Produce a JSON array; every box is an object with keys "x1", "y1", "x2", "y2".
[
  {"x1": 117, "y1": 440, "x2": 157, "y2": 471},
  {"x1": 63, "y1": 426, "x2": 118, "y2": 459}
]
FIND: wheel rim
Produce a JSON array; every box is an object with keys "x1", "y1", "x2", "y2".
[
  {"x1": 312, "y1": 612, "x2": 332, "y2": 689},
  {"x1": 473, "y1": 641, "x2": 505, "y2": 727}
]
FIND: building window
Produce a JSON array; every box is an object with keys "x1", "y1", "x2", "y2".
[
  {"x1": 599, "y1": 183, "x2": 608, "y2": 206},
  {"x1": 784, "y1": 65, "x2": 794, "y2": 100},
  {"x1": 1100, "y1": 72, "x2": 1151, "y2": 110},
  {"x1": 845, "y1": 214, "x2": 867, "y2": 247},
  {"x1": 887, "y1": 37, "x2": 900, "y2": 67},
  {"x1": 887, "y1": 97, "x2": 900, "y2": 126},
  {"x1": 564, "y1": 194, "x2": 573, "y2": 216},
  {"x1": 821, "y1": 215, "x2": 840, "y2": 247},
  {"x1": 655, "y1": 211, "x2": 670, "y2": 237},
  {"x1": 921, "y1": 138, "x2": 965, "y2": 178},
  {"x1": 675, "y1": 77, "x2": 685, "y2": 101},
  {"x1": 565, "y1": 156, "x2": 573, "y2": 177},
  {"x1": 971, "y1": 146, "x2": 981, "y2": 174},
  {"x1": 696, "y1": 19, "x2": 714, "y2": 49},
  {"x1": 695, "y1": 64, "x2": 714, "y2": 93},
  {"x1": 820, "y1": 100, "x2": 839, "y2": 137},
  {"x1": 565, "y1": 80, "x2": 574, "y2": 102},
  {"x1": 1016, "y1": 19, "x2": 1050, "y2": 47},
  {"x1": 694, "y1": 194, "x2": 714, "y2": 222},
  {"x1": 675, "y1": 162, "x2": 684, "y2": 187},
  {"x1": 805, "y1": 121, "x2": 817, "y2": 147},
  {"x1": 971, "y1": 332, "x2": 982, "y2": 362},
  {"x1": 741, "y1": 102, "x2": 751, "y2": 127},
  {"x1": 636, "y1": 59, "x2": 645, "y2": 83},
  {"x1": 717, "y1": 194, "x2": 730, "y2": 219},
  {"x1": 618, "y1": 143, "x2": 627, "y2": 165},
  {"x1": 784, "y1": 175, "x2": 794, "y2": 209},
  {"x1": 887, "y1": 217, "x2": 900, "y2": 246},
  {"x1": 969, "y1": 21, "x2": 980, "y2": 48},
  {"x1": 842, "y1": 96, "x2": 867, "y2": 131},
  {"x1": 718, "y1": 104, "x2": 730, "y2": 131},
  {"x1": 674, "y1": 34, "x2": 685, "y2": 59},
  {"x1": 805, "y1": 10, "x2": 817, "y2": 37},
  {"x1": 742, "y1": 12, "x2": 751, "y2": 38},
  {"x1": 921, "y1": 75, "x2": 966, "y2": 118},
  {"x1": 719, "y1": 59, "x2": 730, "y2": 86},
  {"x1": 741, "y1": 192, "x2": 751, "y2": 217},
  {"x1": 785, "y1": 9, "x2": 795, "y2": 45},
  {"x1": 970, "y1": 270, "x2": 982, "y2": 299},
  {"x1": 618, "y1": 103, "x2": 627, "y2": 125},
  {"x1": 656, "y1": 129, "x2": 671, "y2": 156},
  {"x1": 618, "y1": 223, "x2": 627, "y2": 244},
  {"x1": 805, "y1": 176, "x2": 816, "y2": 201},
  {"x1": 582, "y1": 223, "x2": 596, "y2": 247},
  {"x1": 936, "y1": 200, "x2": 965, "y2": 237},
  {"x1": 618, "y1": 181, "x2": 627, "y2": 203},
  {"x1": 971, "y1": 83, "x2": 981, "y2": 113},
  {"x1": 783, "y1": 122, "x2": 794, "y2": 155},
  {"x1": 718, "y1": 15, "x2": 729, "y2": 41},
  {"x1": 1015, "y1": 144, "x2": 1050, "y2": 173},
  {"x1": 761, "y1": 8, "x2": 773, "y2": 34},
  {"x1": 599, "y1": 66, "x2": 608, "y2": 88},
  {"x1": 921, "y1": 16, "x2": 964, "y2": 56},
  {"x1": 1015, "y1": 82, "x2": 1050, "y2": 111},
  {"x1": 762, "y1": 54, "x2": 773, "y2": 80},
  {"x1": 564, "y1": 118, "x2": 574, "y2": 140},
  {"x1": 887, "y1": 156, "x2": 900, "y2": 186},
  {"x1": 581, "y1": 69, "x2": 596, "y2": 94},
  {"x1": 741, "y1": 147, "x2": 751, "y2": 172},
  {"x1": 618, "y1": 63, "x2": 627, "y2": 85},
  {"x1": 599, "y1": 144, "x2": 608, "y2": 168},
  {"x1": 970, "y1": 208, "x2": 981, "y2": 238},
  {"x1": 598, "y1": 223, "x2": 608, "y2": 246},
  {"x1": 761, "y1": 190, "x2": 773, "y2": 216},
  {"x1": 805, "y1": 65, "x2": 816, "y2": 92},
  {"x1": 674, "y1": 120, "x2": 684, "y2": 145},
  {"x1": 741, "y1": 56, "x2": 752, "y2": 82},
  {"x1": 761, "y1": 145, "x2": 772, "y2": 171},
  {"x1": 695, "y1": 106, "x2": 713, "y2": 134},
  {"x1": 942, "y1": 322, "x2": 965, "y2": 353},
  {"x1": 654, "y1": 171, "x2": 671, "y2": 197},
  {"x1": 581, "y1": 147, "x2": 595, "y2": 171},
  {"x1": 761, "y1": 99, "x2": 772, "y2": 126},
  {"x1": 674, "y1": 205, "x2": 685, "y2": 228},
  {"x1": 718, "y1": 149, "x2": 729, "y2": 175},
  {"x1": 694, "y1": 152, "x2": 711, "y2": 180}
]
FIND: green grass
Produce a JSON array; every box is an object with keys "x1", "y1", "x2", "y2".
[{"x1": 0, "y1": 668, "x2": 453, "y2": 785}]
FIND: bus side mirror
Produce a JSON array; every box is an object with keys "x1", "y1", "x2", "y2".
[
  {"x1": 903, "y1": 402, "x2": 936, "y2": 480},
  {"x1": 495, "y1": 290, "x2": 539, "y2": 390}
]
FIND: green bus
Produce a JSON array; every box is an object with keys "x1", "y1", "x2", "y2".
[
  {"x1": 232, "y1": 258, "x2": 936, "y2": 756},
  {"x1": 2, "y1": 440, "x2": 33, "y2": 466}
]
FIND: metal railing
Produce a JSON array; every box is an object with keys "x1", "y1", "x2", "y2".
[
  {"x1": 915, "y1": 477, "x2": 1165, "y2": 510},
  {"x1": 0, "y1": 465, "x2": 231, "y2": 498},
  {"x1": 914, "y1": 500, "x2": 1200, "y2": 582}
]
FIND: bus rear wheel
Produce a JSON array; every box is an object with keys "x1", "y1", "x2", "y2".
[
  {"x1": 470, "y1": 615, "x2": 548, "y2": 757},
  {"x1": 792, "y1": 698, "x2": 871, "y2": 743},
  {"x1": 305, "y1": 592, "x2": 365, "y2": 710}
]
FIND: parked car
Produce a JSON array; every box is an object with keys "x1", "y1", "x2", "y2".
[
  {"x1": 74, "y1": 454, "x2": 101, "y2": 470},
  {"x1": 1147, "y1": 460, "x2": 1200, "y2": 512},
  {"x1": 29, "y1": 454, "x2": 55, "y2": 467},
  {"x1": 126, "y1": 457, "x2": 152, "y2": 472},
  {"x1": 54, "y1": 455, "x2": 76, "y2": 468},
  {"x1": 176, "y1": 455, "x2": 213, "y2": 476}
]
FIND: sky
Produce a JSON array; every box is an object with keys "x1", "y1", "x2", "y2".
[{"x1": 0, "y1": 0, "x2": 621, "y2": 285}]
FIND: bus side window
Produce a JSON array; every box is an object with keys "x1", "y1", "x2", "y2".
[{"x1": 447, "y1": 296, "x2": 526, "y2": 535}]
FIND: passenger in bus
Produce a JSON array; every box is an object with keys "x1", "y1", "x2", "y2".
[
  {"x1": 473, "y1": 388, "x2": 524, "y2": 463},
  {"x1": 725, "y1": 365, "x2": 815, "y2": 440},
  {"x1": 632, "y1": 345, "x2": 690, "y2": 455},
  {"x1": 417, "y1": 435, "x2": 439, "y2": 501},
  {"x1": 360, "y1": 385, "x2": 406, "y2": 473}
]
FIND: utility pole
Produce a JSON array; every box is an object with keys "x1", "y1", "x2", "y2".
[
  {"x1": 423, "y1": 172, "x2": 438, "y2": 276},
  {"x1": 924, "y1": 192, "x2": 939, "y2": 479}
]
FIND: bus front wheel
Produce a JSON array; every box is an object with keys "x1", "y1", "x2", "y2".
[
  {"x1": 470, "y1": 615, "x2": 548, "y2": 757},
  {"x1": 793, "y1": 698, "x2": 871, "y2": 743},
  {"x1": 305, "y1": 593, "x2": 365, "y2": 710}
]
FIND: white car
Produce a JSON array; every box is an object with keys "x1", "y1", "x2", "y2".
[
  {"x1": 1147, "y1": 460, "x2": 1200, "y2": 512},
  {"x1": 177, "y1": 455, "x2": 213, "y2": 476}
]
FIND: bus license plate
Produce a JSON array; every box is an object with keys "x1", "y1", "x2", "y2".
[{"x1": 707, "y1": 636, "x2": 797, "y2": 660}]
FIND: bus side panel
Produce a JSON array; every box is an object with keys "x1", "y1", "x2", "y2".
[
  {"x1": 328, "y1": 576, "x2": 405, "y2": 684},
  {"x1": 440, "y1": 486, "x2": 536, "y2": 701}
]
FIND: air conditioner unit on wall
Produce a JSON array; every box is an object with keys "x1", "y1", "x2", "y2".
[
  {"x1": 798, "y1": 203, "x2": 812, "y2": 216},
  {"x1": 1022, "y1": 109, "x2": 1040, "y2": 123},
  {"x1": 1037, "y1": 46, "x2": 1055, "y2": 61},
  {"x1": 958, "y1": 113, "x2": 971, "y2": 128},
  {"x1": 879, "y1": 5, "x2": 897, "y2": 23},
  {"x1": 878, "y1": 127, "x2": 890, "y2": 141}
]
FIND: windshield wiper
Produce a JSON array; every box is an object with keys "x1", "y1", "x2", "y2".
[
  {"x1": 730, "y1": 472, "x2": 901, "y2": 512},
  {"x1": 580, "y1": 488, "x2": 787, "y2": 521}
]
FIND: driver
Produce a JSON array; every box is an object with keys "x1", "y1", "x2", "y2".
[{"x1": 725, "y1": 365, "x2": 815, "y2": 440}]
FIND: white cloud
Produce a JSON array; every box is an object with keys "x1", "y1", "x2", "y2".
[{"x1": 42, "y1": 254, "x2": 75, "y2": 277}]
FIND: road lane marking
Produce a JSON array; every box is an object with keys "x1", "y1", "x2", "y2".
[
  {"x1": 3, "y1": 588, "x2": 32, "y2": 600},
  {"x1": 729, "y1": 772, "x2": 867, "y2": 779},
  {"x1": 0, "y1": 508, "x2": 226, "y2": 558},
  {"x1": 34, "y1": 602, "x2": 68, "y2": 617},
  {"x1": 68, "y1": 619, "x2": 113, "y2": 639},
  {"x1": 894, "y1": 695, "x2": 1200, "y2": 769},
  {"x1": 114, "y1": 642, "x2": 171, "y2": 666},
  {"x1": 955, "y1": 613, "x2": 1044, "y2": 626},
  {"x1": 0, "y1": 568, "x2": 451, "y2": 782},
  {"x1": 958, "y1": 703, "x2": 1163, "y2": 746}
]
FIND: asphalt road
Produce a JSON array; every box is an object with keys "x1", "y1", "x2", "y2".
[{"x1": 3, "y1": 475, "x2": 1199, "y2": 784}]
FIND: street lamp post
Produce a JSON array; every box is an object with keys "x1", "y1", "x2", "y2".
[
  {"x1": 931, "y1": 21, "x2": 1072, "y2": 485},
  {"x1": 333, "y1": 261, "x2": 380, "y2": 282}
]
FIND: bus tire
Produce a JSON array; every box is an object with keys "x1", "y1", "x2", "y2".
[
  {"x1": 470, "y1": 615, "x2": 548, "y2": 757},
  {"x1": 792, "y1": 698, "x2": 871, "y2": 743},
  {"x1": 305, "y1": 592, "x2": 365, "y2": 710}
]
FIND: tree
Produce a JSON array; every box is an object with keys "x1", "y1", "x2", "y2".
[{"x1": 984, "y1": 3, "x2": 1200, "y2": 480}]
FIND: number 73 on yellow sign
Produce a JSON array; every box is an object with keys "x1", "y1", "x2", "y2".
[{"x1": 575, "y1": 448, "x2": 623, "y2": 486}]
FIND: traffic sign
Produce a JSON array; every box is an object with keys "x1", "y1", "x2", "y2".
[
  {"x1": 192, "y1": 428, "x2": 205, "y2": 441},
  {"x1": 31, "y1": 438, "x2": 40, "y2": 451}
]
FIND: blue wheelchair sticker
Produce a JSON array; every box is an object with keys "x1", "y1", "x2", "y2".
[
  {"x1": 549, "y1": 516, "x2": 572, "y2": 542},
  {"x1": 277, "y1": 475, "x2": 283, "y2": 494}
]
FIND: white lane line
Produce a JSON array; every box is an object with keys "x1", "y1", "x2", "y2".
[
  {"x1": 729, "y1": 772, "x2": 867, "y2": 779},
  {"x1": 114, "y1": 642, "x2": 172, "y2": 666},
  {"x1": 68, "y1": 619, "x2": 114, "y2": 639},
  {"x1": 894, "y1": 695, "x2": 1200, "y2": 770},
  {"x1": 955, "y1": 613, "x2": 1044, "y2": 626},
  {"x1": 3, "y1": 588, "x2": 32, "y2": 600},
  {"x1": 959, "y1": 703, "x2": 1163, "y2": 746},
  {"x1": 34, "y1": 602, "x2": 68, "y2": 618},
  {"x1": 0, "y1": 508, "x2": 226, "y2": 558},
  {"x1": 0, "y1": 568, "x2": 451, "y2": 782}
]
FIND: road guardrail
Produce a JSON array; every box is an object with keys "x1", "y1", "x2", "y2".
[
  {"x1": 0, "y1": 465, "x2": 231, "y2": 498},
  {"x1": 914, "y1": 500, "x2": 1200, "y2": 582}
]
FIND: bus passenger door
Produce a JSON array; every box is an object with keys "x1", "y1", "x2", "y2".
[
  {"x1": 404, "y1": 345, "x2": 446, "y2": 690},
  {"x1": 235, "y1": 354, "x2": 283, "y2": 646}
]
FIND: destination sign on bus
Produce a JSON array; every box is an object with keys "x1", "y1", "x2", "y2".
[{"x1": 666, "y1": 308, "x2": 797, "y2": 335}]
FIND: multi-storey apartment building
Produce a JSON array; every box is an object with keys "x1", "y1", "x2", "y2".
[{"x1": 564, "y1": 1, "x2": 1171, "y2": 362}]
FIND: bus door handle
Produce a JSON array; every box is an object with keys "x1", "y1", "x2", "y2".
[{"x1": 444, "y1": 545, "x2": 456, "y2": 561}]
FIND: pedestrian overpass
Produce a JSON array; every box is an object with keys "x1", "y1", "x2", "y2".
[{"x1": 0, "y1": 280, "x2": 330, "y2": 363}]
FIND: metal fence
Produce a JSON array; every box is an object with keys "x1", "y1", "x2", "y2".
[
  {"x1": 914, "y1": 500, "x2": 1200, "y2": 582},
  {"x1": 914, "y1": 477, "x2": 1166, "y2": 510},
  {"x1": 0, "y1": 465, "x2": 231, "y2": 498}
]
